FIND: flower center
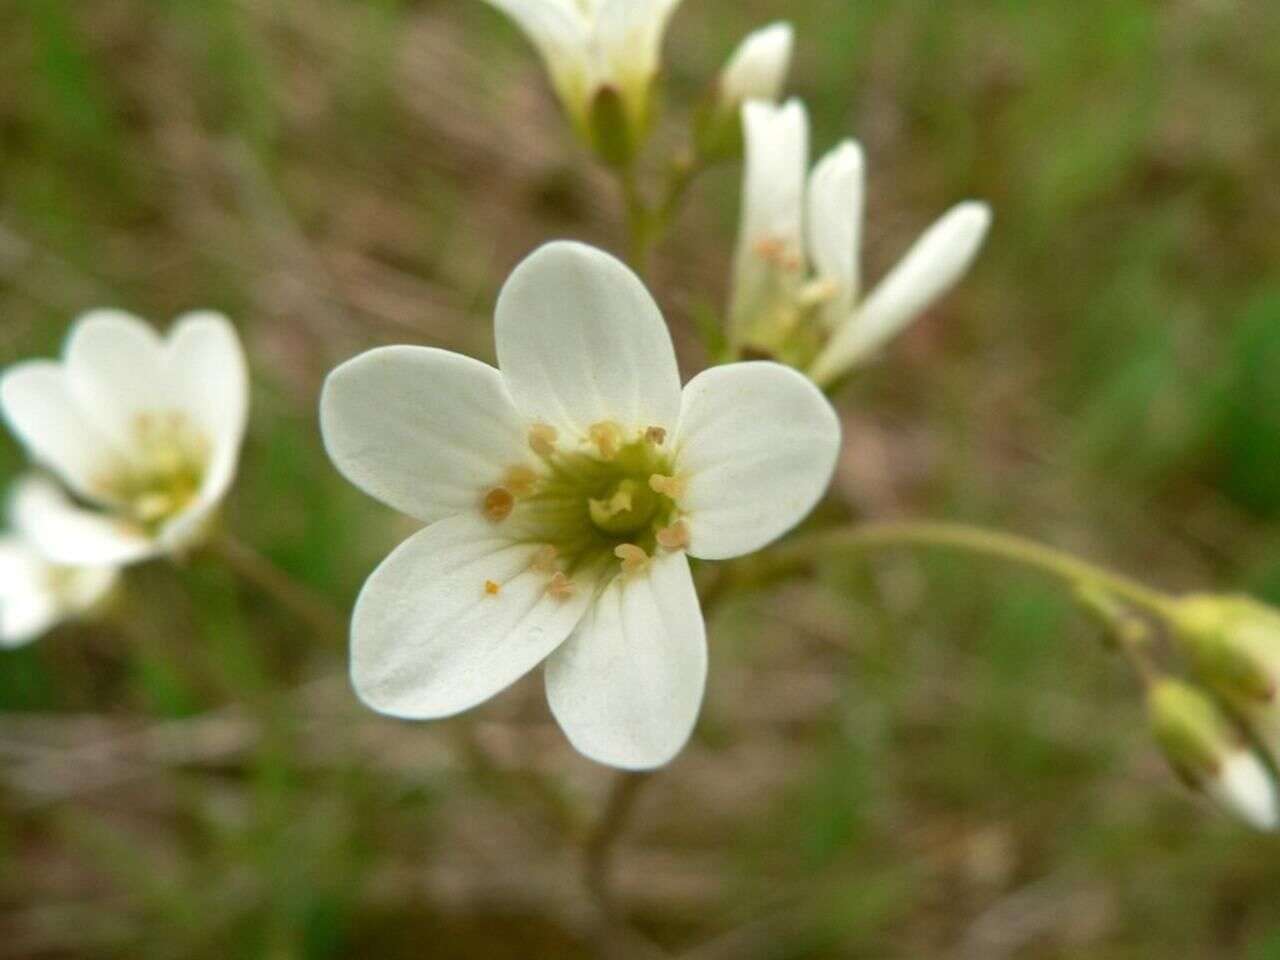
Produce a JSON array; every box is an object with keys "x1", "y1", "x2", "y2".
[
  {"x1": 479, "y1": 420, "x2": 687, "y2": 597},
  {"x1": 97, "y1": 411, "x2": 210, "y2": 533}
]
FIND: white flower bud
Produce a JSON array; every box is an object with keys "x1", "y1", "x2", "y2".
[{"x1": 719, "y1": 22, "x2": 794, "y2": 108}]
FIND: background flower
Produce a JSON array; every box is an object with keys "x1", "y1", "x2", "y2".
[
  {"x1": 0, "y1": 476, "x2": 118, "y2": 647},
  {"x1": 0, "y1": 310, "x2": 249, "y2": 565}
]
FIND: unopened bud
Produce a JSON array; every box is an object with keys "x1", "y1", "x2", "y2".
[
  {"x1": 1171, "y1": 594, "x2": 1280, "y2": 761},
  {"x1": 694, "y1": 22, "x2": 793, "y2": 162},
  {"x1": 1148, "y1": 679, "x2": 1277, "y2": 831},
  {"x1": 719, "y1": 22, "x2": 793, "y2": 110}
]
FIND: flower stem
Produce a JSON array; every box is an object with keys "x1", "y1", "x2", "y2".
[
  {"x1": 207, "y1": 530, "x2": 348, "y2": 644},
  {"x1": 617, "y1": 164, "x2": 653, "y2": 278},
  {"x1": 583, "y1": 770, "x2": 653, "y2": 920},
  {"x1": 774, "y1": 520, "x2": 1178, "y2": 620}
]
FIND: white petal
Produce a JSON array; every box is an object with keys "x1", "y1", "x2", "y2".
[
  {"x1": 0, "y1": 536, "x2": 60, "y2": 646},
  {"x1": 806, "y1": 140, "x2": 864, "y2": 327},
  {"x1": 597, "y1": 0, "x2": 685, "y2": 105},
  {"x1": 0, "y1": 361, "x2": 118, "y2": 502},
  {"x1": 1210, "y1": 750, "x2": 1278, "y2": 831},
  {"x1": 674, "y1": 362, "x2": 840, "y2": 561},
  {"x1": 350, "y1": 514, "x2": 595, "y2": 719},
  {"x1": 165, "y1": 312, "x2": 249, "y2": 512},
  {"x1": 495, "y1": 241, "x2": 682, "y2": 440},
  {"x1": 545, "y1": 551, "x2": 705, "y2": 769},
  {"x1": 63, "y1": 309, "x2": 167, "y2": 453},
  {"x1": 10, "y1": 475, "x2": 155, "y2": 566},
  {"x1": 321, "y1": 346, "x2": 533, "y2": 525},
  {"x1": 719, "y1": 21, "x2": 793, "y2": 106},
  {"x1": 480, "y1": 0, "x2": 594, "y2": 122},
  {"x1": 730, "y1": 99, "x2": 809, "y2": 328},
  {"x1": 810, "y1": 201, "x2": 991, "y2": 385}
]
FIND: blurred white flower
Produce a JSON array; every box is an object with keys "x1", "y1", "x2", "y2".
[
  {"x1": 730, "y1": 99, "x2": 990, "y2": 385},
  {"x1": 719, "y1": 22, "x2": 793, "y2": 109},
  {"x1": 0, "y1": 476, "x2": 119, "y2": 647},
  {"x1": 0, "y1": 310, "x2": 249, "y2": 566},
  {"x1": 479, "y1": 0, "x2": 683, "y2": 152},
  {"x1": 322, "y1": 240, "x2": 840, "y2": 770}
]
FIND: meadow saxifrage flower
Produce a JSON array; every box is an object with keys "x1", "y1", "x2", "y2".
[
  {"x1": 0, "y1": 475, "x2": 119, "y2": 647},
  {"x1": 478, "y1": 0, "x2": 684, "y2": 159},
  {"x1": 321, "y1": 240, "x2": 841, "y2": 769},
  {"x1": 730, "y1": 98, "x2": 991, "y2": 384},
  {"x1": 0, "y1": 310, "x2": 249, "y2": 565}
]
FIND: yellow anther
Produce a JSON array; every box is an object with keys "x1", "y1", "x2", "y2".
[
  {"x1": 531, "y1": 544, "x2": 559, "y2": 573},
  {"x1": 484, "y1": 579, "x2": 501, "y2": 596},
  {"x1": 588, "y1": 420, "x2": 624, "y2": 460},
  {"x1": 134, "y1": 492, "x2": 174, "y2": 523},
  {"x1": 644, "y1": 426, "x2": 667, "y2": 446},
  {"x1": 655, "y1": 521, "x2": 690, "y2": 551},
  {"x1": 753, "y1": 236, "x2": 803, "y2": 271},
  {"x1": 502, "y1": 464, "x2": 538, "y2": 498},
  {"x1": 649, "y1": 473, "x2": 685, "y2": 499},
  {"x1": 614, "y1": 543, "x2": 649, "y2": 574},
  {"x1": 547, "y1": 571, "x2": 575, "y2": 600},
  {"x1": 482, "y1": 486, "x2": 515, "y2": 522},
  {"x1": 797, "y1": 278, "x2": 839, "y2": 307},
  {"x1": 528, "y1": 422, "x2": 558, "y2": 457}
]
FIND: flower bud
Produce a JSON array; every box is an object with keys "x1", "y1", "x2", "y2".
[
  {"x1": 695, "y1": 22, "x2": 793, "y2": 162},
  {"x1": 720, "y1": 22, "x2": 793, "y2": 110},
  {"x1": 1171, "y1": 594, "x2": 1280, "y2": 760},
  {"x1": 1148, "y1": 678, "x2": 1278, "y2": 831}
]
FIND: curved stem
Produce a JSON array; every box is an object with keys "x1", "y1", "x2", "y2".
[
  {"x1": 206, "y1": 530, "x2": 348, "y2": 643},
  {"x1": 775, "y1": 520, "x2": 1178, "y2": 619}
]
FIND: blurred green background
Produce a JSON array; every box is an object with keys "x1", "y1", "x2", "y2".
[{"x1": 3, "y1": 0, "x2": 1280, "y2": 956}]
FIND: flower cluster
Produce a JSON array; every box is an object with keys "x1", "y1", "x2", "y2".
[{"x1": 0, "y1": 310, "x2": 249, "y2": 644}]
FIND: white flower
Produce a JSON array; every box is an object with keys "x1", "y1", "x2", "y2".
[
  {"x1": 479, "y1": 0, "x2": 683, "y2": 141},
  {"x1": 719, "y1": 22, "x2": 793, "y2": 108},
  {"x1": 0, "y1": 310, "x2": 249, "y2": 566},
  {"x1": 321, "y1": 241, "x2": 841, "y2": 769},
  {"x1": 730, "y1": 99, "x2": 991, "y2": 385},
  {"x1": 0, "y1": 476, "x2": 119, "y2": 647}
]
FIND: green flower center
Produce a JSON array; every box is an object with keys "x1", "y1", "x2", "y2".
[{"x1": 95, "y1": 412, "x2": 210, "y2": 534}]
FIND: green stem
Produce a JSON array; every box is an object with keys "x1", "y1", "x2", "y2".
[
  {"x1": 617, "y1": 164, "x2": 653, "y2": 277},
  {"x1": 206, "y1": 530, "x2": 348, "y2": 644},
  {"x1": 775, "y1": 520, "x2": 1178, "y2": 619}
]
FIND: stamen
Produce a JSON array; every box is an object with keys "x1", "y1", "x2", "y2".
[
  {"x1": 753, "y1": 236, "x2": 803, "y2": 271},
  {"x1": 649, "y1": 473, "x2": 685, "y2": 499},
  {"x1": 482, "y1": 486, "x2": 515, "y2": 522},
  {"x1": 614, "y1": 543, "x2": 649, "y2": 574},
  {"x1": 644, "y1": 426, "x2": 667, "y2": 446},
  {"x1": 797, "y1": 278, "x2": 839, "y2": 307},
  {"x1": 502, "y1": 464, "x2": 539, "y2": 498},
  {"x1": 484, "y1": 580, "x2": 501, "y2": 596},
  {"x1": 655, "y1": 521, "x2": 690, "y2": 551},
  {"x1": 547, "y1": 571, "x2": 575, "y2": 600},
  {"x1": 531, "y1": 545, "x2": 559, "y2": 573},
  {"x1": 588, "y1": 421, "x2": 624, "y2": 460},
  {"x1": 528, "y1": 422, "x2": 558, "y2": 457}
]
